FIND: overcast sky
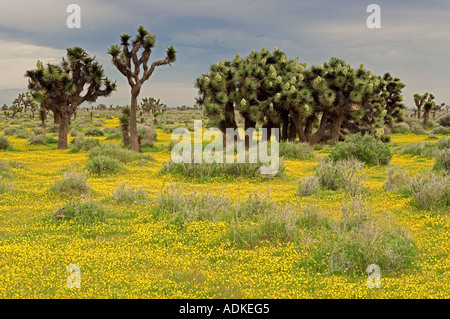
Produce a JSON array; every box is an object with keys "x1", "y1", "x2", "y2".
[{"x1": 0, "y1": 0, "x2": 448, "y2": 108}]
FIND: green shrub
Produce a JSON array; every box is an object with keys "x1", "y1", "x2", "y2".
[
  {"x1": 0, "y1": 135, "x2": 11, "y2": 150},
  {"x1": 106, "y1": 132, "x2": 122, "y2": 140},
  {"x1": 52, "y1": 201, "x2": 110, "y2": 223},
  {"x1": 69, "y1": 137, "x2": 100, "y2": 153},
  {"x1": 50, "y1": 172, "x2": 91, "y2": 196},
  {"x1": 28, "y1": 135, "x2": 58, "y2": 145},
  {"x1": 330, "y1": 133, "x2": 392, "y2": 166},
  {"x1": 315, "y1": 157, "x2": 343, "y2": 190},
  {"x1": 279, "y1": 142, "x2": 315, "y2": 160},
  {"x1": 88, "y1": 144, "x2": 151, "y2": 163},
  {"x1": 85, "y1": 155, "x2": 122, "y2": 175},
  {"x1": 438, "y1": 115, "x2": 450, "y2": 127},
  {"x1": 84, "y1": 126, "x2": 105, "y2": 136}
]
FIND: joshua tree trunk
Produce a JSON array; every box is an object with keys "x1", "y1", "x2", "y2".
[
  {"x1": 417, "y1": 106, "x2": 421, "y2": 119},
  {"x1": 54, "y1": 112, "x2": 60, "y2": 124},
  {"x1": 288, "y1": 117, "x2": 297, "y2": 142},
  {"x1": 330, "y1": 114, "x2": 343, "y2": 142},
  {"x1": 281, "y1": 112, "x2": 289, "y2": 141},
  {"x1": 129, "y1": 86, "x2": 141, "y2": 152},
  {"x1": 244, "y1": 116, "x2": 256, "y2": 149},
  {"x1": 423, "y1": 111, "x2": 430, "y2": 126},
  {"x1": 58, "y1": 113, "x2": 70, "y2": 150},
  {"x1": 304, "y1": 115, "x2": 315, "y2": 141}
]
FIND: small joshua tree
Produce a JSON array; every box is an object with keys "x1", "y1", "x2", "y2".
[
  {"x1": 422, "y1": 93, "x2": 435, "y2": 126},
  {"x1": 413, "y1": 92, "x2": 429, "y2": 120},
  {"x1": 108, "y1": 26, "x2": 176, "y2": 152},
  {"x1": 26, "y1": 47, "x2": 116, "y2": 149},
  {"x1": 12, "y1": 92, "x2": 38, "y2": 118}
]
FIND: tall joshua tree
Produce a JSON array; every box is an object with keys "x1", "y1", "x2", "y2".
[
  {"x1": 413, "y1": 92, "x2": 429, "y2": 120},
  {"x1": 381, "y1": 73, "x2": 406, "y2": 126},
  {"x1": 26, "y1": 47, "x2": 116, "y2": 150},
  {"x1": 108, "y1": 26, "x2": 176, "y2": 152}
]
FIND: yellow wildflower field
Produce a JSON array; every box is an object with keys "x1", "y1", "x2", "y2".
[{"x1": 0, "y1": 118, "x2": 449, "y2": 299}]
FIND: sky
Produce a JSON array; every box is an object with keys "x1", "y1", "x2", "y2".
[{"x1": 0, "y1": 0, "x2": 448, "y2": 109}]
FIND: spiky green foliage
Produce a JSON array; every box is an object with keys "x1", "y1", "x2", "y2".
[{"x1": 26, "y1": 48, "x2": 116, "y2": 150}]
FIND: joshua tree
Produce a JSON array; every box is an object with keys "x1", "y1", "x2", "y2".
[
  {"x1": 432, "y1": 102, "x2": 445, "y2": 119},
  {"x1": 108, "y1": 26, "x2": 176, "y2": 152},
  {"x1": 422, "y1": 93, "x2": 435, "y2": 126},
  {"x1": 12, "y1": 92, "x2": 38, "y2": 118},
  {"x1": 119, "y1": 105, "x2": 131, "y2": 148},
  {"x1": 413, "y1": 92, "x2": 429, "y2": 120},
  {"x1": 26, "y1": 47, "x2": 116, "y2": 150},
  {"x1": 381, "y1": 73, "x2": 406, "y2": 126},
  {"x1": 140, "y1": 97, "x2": 167, "y2": 116},
  {"x1": 38, "y1": 108, "x2": 47, "y2": 129}
]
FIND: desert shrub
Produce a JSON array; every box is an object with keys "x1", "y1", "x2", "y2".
[
  {"x1": 111, "y1": 182, "x2": 147, "y2": 203},
  {"x1": 0, "y1": 176, "x2": 14, "y2": 193},
  {"x1": 13, "y1": 128, "x2": 31, "y2": 139},
  {"x1": 52, "y1": 201, "x2": 110, "y2": 223},
  {"x1": 433, "y1": 149, "x2": 450, "y2": 173},
  {"x1": 88, "y1": 144, "x2": 151, "y2": 163},
  {"x1": 391, "y1": 122, "x2": 410, "y2": 134},
  {"x1": 0, "y1": 135, "x2": 11, "y2": 150},
  {"x1": 438, "y1": 115, "x2": 450, "y2": 127},
  {"x1": 400, "y1": 138, "x2": 449, "y2": 158},
  {"x1": 50, "y1": 171, "x2": 91, "y2": 196},
  {"x1": 160, "y1": 157, "x2": 284, "y2": 179},
  {"x1": 3, "y1": 126, "x2": 16, "y2": 136},
  {"x1": 314, "y1": 158, "x2": 365, "y2": 195},
  {"x1": 297, "y1": 175, "x2": 320, "y2": 196},
  {"x1": 384, "y1": 166, "x2": 411, "y2": 192},
  {"x1": 69, "y1": 137, "x2": 100, "y2": 153},
  {"x1": 106, "y1": 132, "x2": 122, "y2": 140},
  {"x1": 408, "y1": 172, "x2": 449, "y2": 210},
  {"x1": 69, "y1": 128, "x2": 79, "y2": 137},
  {"x1": 7, "y1": 160, "x2": 25, "y2": 169},
  {"x1": 28, "y1": 135, "x2": 58, "y2": 145},
  {"x1": 33, "y1": 127, "x2": 46, "y2": 135},
  {"x1": 315, "y1": 157, "x2": 343, "y2": 190},
  {"x1": 432, "y1": 126, "x2": 450, "y2": 135},
  {"x1": 47, "y1": 125, "x2": 59, "y2": 133},
  {"x1": 85, "y1": 155, "x2": 122, "y2": 175},
  {"x1": 330, "y1": 133, "x2": 392, "y2": 166},
  {"x1": 84, "y1": 126, "x2": 105, "y2": 136},
  {"x1": 93, "y1": 119, "x2": 104, "y2": 127},
  {"x1": 279, "y1": 142, "x2": 315, "y2": 160},
  {"x1": 138, "y1": 125, "x2": 157, "y2": 147},
  {"x1": 319, "y1": 197, "x2": 417, "y2": 274}
]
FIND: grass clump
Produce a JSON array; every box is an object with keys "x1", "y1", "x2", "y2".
[
  {"x1": 88, "y1": 144, "x2": 152, "y2": 163},
  {"x1": 408, "y1": 172, "x2": 449, "y2": 211},
  {"x1": 50, "y1": 171, "x2": 91, "y2": 196},
  {"x1": 69, "y1": 137, "x2": 100, "y2": 153},
  {"x1": 84, "y1": 126, "x2": 105, "y2": 136},
  {"x1": 314, "y1": 157, "x2": 366, "y2": 195},
  {"x1": 0, "y1": 176, "x2": 14, "y2": 193},
  {"x1": 297, "y1": 175, "x2": 320, "y2": 196},
  {"x1": 0, "y1": 135, "x2": 11, "y2": 150},
  {"x1": 330, "y1": 133, "x2": 392, "y2": 166},
  {"x1": 85, "y1": 155, "x2": 122, "y2": 175},
  {"x1": 28, "y1": 134, "x2": 58, "y2": 145},
  {"x1": 111, "y1": 182, "x2": 147, "y2": 203},
  {"x1": 279, "y1": 142, "x2": 315, "y2": 160},
  {"x1": 52, "y1": 201, "x2": 111, "y2": 223},
  {"x1": 433, "y1": 149, "x2": 449, "y2": 173}
]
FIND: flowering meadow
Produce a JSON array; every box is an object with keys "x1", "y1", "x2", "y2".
[{"x1": 0, "y1": 111, "x2": 449, "y2": 299}]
